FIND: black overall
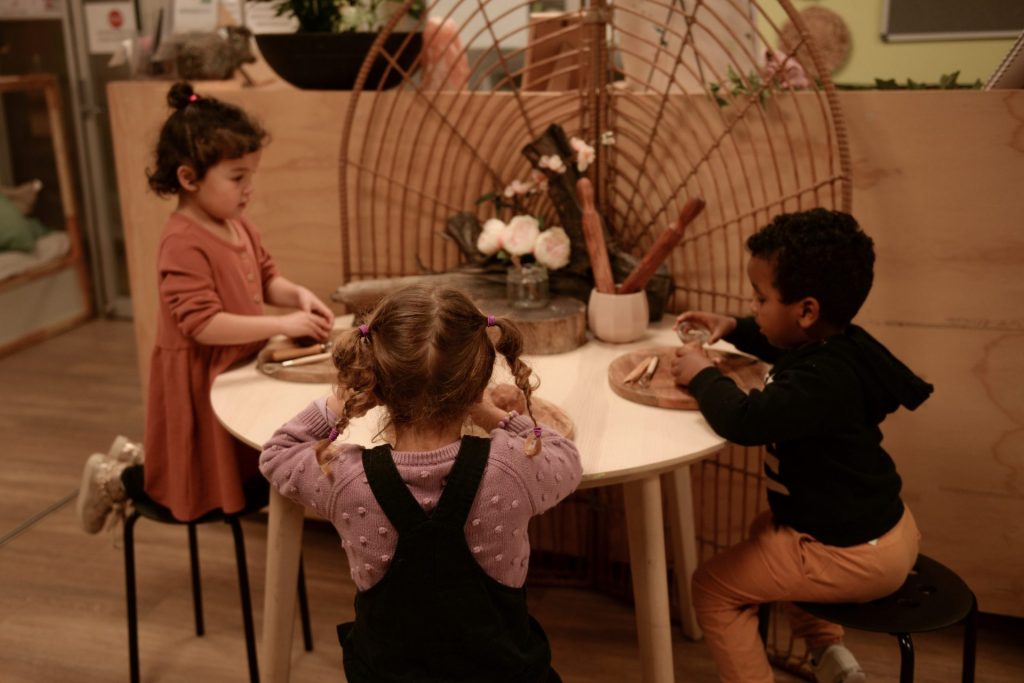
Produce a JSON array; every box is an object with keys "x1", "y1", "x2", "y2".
[{"x1": 337, "y1": 436, "x2": 557, "y2": 683}]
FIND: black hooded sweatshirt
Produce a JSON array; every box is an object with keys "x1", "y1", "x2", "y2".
[{"x1": 688, "y1": 317, "x2": 934, "y2": 547}]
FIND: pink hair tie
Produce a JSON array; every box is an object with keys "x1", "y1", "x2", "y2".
[
  {"x1": 358, "y1": 323, "x2": 370, "y2": 337},
  {"x1": 188, "y1": 94, "x2": 198, "y2": 103},
  {"x1": 327, "y1": 427, "x2": 339, "y2": 442},
  {"x1": 486, "y1": 315, "x2": 496, "y2": 327}
]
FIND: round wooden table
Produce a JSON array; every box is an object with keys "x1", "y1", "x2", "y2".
[{"x1": 211, "y1": 316, "x2": 727, "y2": 683}]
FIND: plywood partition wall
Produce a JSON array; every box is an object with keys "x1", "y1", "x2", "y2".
[{"x1": 109, "y1": 83, "x2": 1024, "y2": 617}]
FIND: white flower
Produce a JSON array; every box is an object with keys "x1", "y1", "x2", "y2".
[
  {"x1": 538, "y1": 154, "x2": 567, "y2": 174},
  {"x1": 503, "y1": 179, "x2": 533, "y2": 198},
  {"x1": 476, "y1": 218, "x2": 505, "y2": 255},
  {"x1": 570, "y1": 137, "x2": 595, "y2": 173},
  {"x1": 533, "y1": 227, "x2": 571, "y2": 270},
  {"x1": 502, "y1": 215, "x2": 540, "y2": 256},
  {"x1": 600, "y1": 130, "x2": 616, "y2": 146}
]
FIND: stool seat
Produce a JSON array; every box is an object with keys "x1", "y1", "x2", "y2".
[
  {"x1": 796, "y1": 554, "x2": 975, "y2": 634},
  {"x1": 789, "y1": 554, "x2": 977, "y2": 683}
]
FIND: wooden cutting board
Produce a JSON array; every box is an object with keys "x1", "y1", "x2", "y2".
[
  {"x1": 257, "y1": 333, "x2": 341, "y2": 383},
  {"x1": 608, "y1": 346, "x2": 769, "y2": 410}
]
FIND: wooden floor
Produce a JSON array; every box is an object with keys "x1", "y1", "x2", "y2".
[{"x1": 1, "y1": 320, "x2": 1022, "y2": 682}]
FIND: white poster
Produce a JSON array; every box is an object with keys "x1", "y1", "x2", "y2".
[
  {"x1": 170, "y1": 0, "x2": 217, "y2": 33},
  {"x1": 84, "y1": 1, "x2": 137, "y2": 54}
]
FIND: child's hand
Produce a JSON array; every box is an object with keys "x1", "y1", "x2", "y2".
[
  {"x1": 469, "y1": 393, "x2": 506, "y2": 431},
  {"x1": 296, "y1": 287, "x2": 335, "y2": 329},
  {"x1": 671, "y1": 344, "x2": 716, "y2": 387},
  {"x1": 673, "y1": 311, "x2": 736, "y2": 344},
  {"x1": 280, "y1": 310, "x2": 333, "y2": 341}
]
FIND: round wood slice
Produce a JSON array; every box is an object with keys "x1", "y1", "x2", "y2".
[
  {"x1": 608, "y1": 346, "x2": 769, "y2": 410},
  {"x1": 257, "y1": 332, "x2": 343, "y2": 383},
  {"x1": 477, "y1": 296, "x2": 586, "y2": 355}
]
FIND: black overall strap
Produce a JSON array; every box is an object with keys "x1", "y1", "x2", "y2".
[
  {"x1": 362, "y1": 444, "x2": 428, "y2": 533},
  {"x1": 361, "y1": 437, "x2": 491, "y2": 533},
  {"x1": 431, "y1": 436, "x2": 490, "y2": 527}
]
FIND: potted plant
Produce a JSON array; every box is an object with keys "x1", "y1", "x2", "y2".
[{"x1": 254, "y1": 0, "x2": 424, "y2": 90}]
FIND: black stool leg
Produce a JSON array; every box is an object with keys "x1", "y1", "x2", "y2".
[
  {"x1": 298, "y1": 556, "x2": 313, "y2": 652},
  {"x1": 124, "y1": 511, "x2": 141, "y2": 683},
  {"x1": 962, "y1": 594, "x2": 978, "y2": 683},
  {"x1": 896, "y1": 633, "x2": 915, "y2": 683},
  {"x1": 188, "y1": 522, "x2": 204, "y2": 636},
  {"x1": 757, "y1": 603, "x2": 771, "y2": 646},
  {"x1": 227, "y1": 516, "x2": 259, "y2": 683}
]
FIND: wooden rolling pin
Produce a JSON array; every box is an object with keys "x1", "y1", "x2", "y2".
[
  {"x1": 576, "y1": 178, "x2": 617, "y2": 294},
  {"x1": 268, "y1": 342, "x2": 329, "y2": 362},
  {"x1": 618, "y1": 197, "x2": 706, "y2": 294}
]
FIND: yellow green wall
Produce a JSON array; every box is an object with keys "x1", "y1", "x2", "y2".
[{"x1": 761, "y1": 0, "x2": 1016, "y2": 85}]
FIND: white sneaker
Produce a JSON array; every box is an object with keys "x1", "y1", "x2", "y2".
[
  {"x1": 76, "y1": 454, "x2": 127, "y2": 534},
  {"x1": 106, "y1": 435, "x2": 144, "y2": 465},
  {"x1": 814, "y1": 644, "x2": 867, "y2": 683}
]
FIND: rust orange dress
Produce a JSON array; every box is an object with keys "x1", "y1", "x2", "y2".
[{"x1": 143, "y1": 212, "x2": 279, "y2": 521}]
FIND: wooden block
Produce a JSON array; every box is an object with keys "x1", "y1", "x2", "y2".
[
  {"x1": 608, "y1": 346, "x2": 768, "y2": 410},
  {"x1": 479, "y1": 296, "x2": 586, "y2": 355}
]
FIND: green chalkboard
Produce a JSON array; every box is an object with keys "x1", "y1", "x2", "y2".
[{"x1": 883, "y1": 0, "x2": 1024, "y2": 41}]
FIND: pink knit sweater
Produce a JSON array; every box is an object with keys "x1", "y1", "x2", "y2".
[{"x1": 260, "y1": 400, "x2": 582, "y2": 590}]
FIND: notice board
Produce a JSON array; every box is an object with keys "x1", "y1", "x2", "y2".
[{"x1": 883, "y1": 0, "x2": 1024, "y2": 41}]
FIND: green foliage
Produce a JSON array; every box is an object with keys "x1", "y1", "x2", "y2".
[
  {"x1": 264, "y1": 0, "x2": 422, "y2": 34},
  {"x1": 708, "y1": 66, "x2": 770, "y2": 108},
  {"x1": 836, "y1": 71, "x2": 983, "y2": 91}
]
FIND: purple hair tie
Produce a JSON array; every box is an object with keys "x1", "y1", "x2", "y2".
[
  {"x1": 486, "y1": 315, "x2": 496, "y2": 327},
  {"x1": 533, "y1": 426, "x2": 543, "y2": 437},
  {"x1": 358, "y1": 323, "x2": 370, "y2": 337},
  {"x1": 328, "y1": 427, "x2": 339, "y2": 442}
]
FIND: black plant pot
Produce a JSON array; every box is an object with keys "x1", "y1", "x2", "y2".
[{"x1": 255, "y1": 32, "x2": 421, "y2": 90}]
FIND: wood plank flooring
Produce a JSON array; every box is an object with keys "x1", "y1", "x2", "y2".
[{"x1": 1, "y1": 320, "x2": 1021, "y2": 682}]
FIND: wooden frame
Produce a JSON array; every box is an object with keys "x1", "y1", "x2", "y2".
[{"x1": 0, "y1": 74, "x2": 93, "y2": 357}]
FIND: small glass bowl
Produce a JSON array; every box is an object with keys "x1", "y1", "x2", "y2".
[{"x1": 676, "y1": 321, "x2": 711, "y2": 346}]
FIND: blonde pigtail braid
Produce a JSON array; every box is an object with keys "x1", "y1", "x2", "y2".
[
  {"x1": 492, "y1": 317, "x2": 543, "y2": 456},
  {"x1": 315, "y1": 326, "x2": 379, "y2": 475}
]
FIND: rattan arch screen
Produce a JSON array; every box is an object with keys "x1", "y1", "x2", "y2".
[{"x1": 339, "y1": 0, "x2": 851, "y2": 316}]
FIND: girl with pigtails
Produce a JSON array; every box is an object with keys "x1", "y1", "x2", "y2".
[{"x1": 260, "y1": 283, "x2": 581, "y2": 683}]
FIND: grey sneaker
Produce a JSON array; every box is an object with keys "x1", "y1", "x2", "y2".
[
  {"x1": 814, "y1": 644, "x2": 867, "y2": 683},
  {"x1": 76, "y1": 454, "x2": 126, "y2": 534}
]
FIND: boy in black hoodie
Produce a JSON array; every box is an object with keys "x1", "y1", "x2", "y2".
[{"x1": 670, "y1": 209, "x2": 933, "y2": 683}]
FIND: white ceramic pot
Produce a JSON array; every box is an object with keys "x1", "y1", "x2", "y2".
[{"x1": 587, "y1": 288, "x2": 648, "y2": 343}]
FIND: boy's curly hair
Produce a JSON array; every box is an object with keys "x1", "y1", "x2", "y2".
[{"x1": 747, "y1": 209, "x2": 875, "y2": 327}]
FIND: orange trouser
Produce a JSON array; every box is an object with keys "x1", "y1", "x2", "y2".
[{"x1": 692, "y1": 507, "x2": 920, "y2": 683}]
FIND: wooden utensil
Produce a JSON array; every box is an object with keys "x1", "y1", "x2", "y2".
[
  {"x1": 618, "y1": 197, "x2": 706, "y2": 294},
  {"x1": 576, "y1": 178, "x2": 617, "y2": 294},
  {"x1": 268, "y1": 342, "x2": 329, "y2": 362}
]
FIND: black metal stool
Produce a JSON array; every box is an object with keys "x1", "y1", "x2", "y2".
[
  {"x1": 123, "y1": 498, "x2": 313, "y2": 683},
  {"x1": 793, "y1": 554, "x2": 977, "y2": 683}
]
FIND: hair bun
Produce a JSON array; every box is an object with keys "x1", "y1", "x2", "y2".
[{"x1": 167, "y1": 82, "x2": 195, "y2": 110}]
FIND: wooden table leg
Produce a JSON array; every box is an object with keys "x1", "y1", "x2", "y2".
[
  {"x1": 261, "y1": 487, "x2": 305, "y2": 683},
  {"x1": 664, "y1": 465, "x2": 704, "y2": 640},
  {"x1": 623, "y1": 476, "x2": 675, "y2": 683}
]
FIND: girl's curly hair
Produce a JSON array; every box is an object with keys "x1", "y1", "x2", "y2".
[{"x1": 316, "y1": 284, "x2": 539, "y2": 471}]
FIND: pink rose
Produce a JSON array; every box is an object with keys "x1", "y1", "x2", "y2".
[
  {"x1": 502, "y1": 215, "x2": 540, "y2": 256},
  {"x1": 533, "y1": 227, "x2": 570, "y2": 270},
  {"x1": 477, "y1": 218, "x2": 505, "y2": 255}
]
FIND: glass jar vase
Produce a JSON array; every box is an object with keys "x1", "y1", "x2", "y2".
[{"x1": 506, "y1": 263, "x2": 549, "y2": 309}]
